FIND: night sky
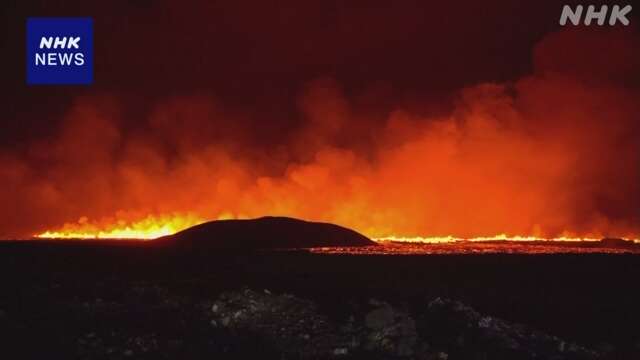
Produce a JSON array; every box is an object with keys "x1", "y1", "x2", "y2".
[{"x1": 1, "y1": 0, "x2": 612, "y2": 144}]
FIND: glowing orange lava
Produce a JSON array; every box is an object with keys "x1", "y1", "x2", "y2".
[
  {"x1": 374, "y1": 235, "x2": 604, "y2": 243},
  {"x1": 35, "y1": 214, "x2": 206, "y2": 239},
  {"x1": 35, "y1": 214, "x2": 638, "y2": 244}
]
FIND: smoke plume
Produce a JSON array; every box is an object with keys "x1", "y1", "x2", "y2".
[{"x1": 1, "y1": 28, "x2": 639, "y2": 239}]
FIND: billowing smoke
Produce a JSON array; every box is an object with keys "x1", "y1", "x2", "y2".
[{"x1": 1, "y1": 28, "x2": 638, "y2": 239}]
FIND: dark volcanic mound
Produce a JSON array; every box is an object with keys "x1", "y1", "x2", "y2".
[{"x1": 156, "y1": 216, "x2": 375, "y2": 249}]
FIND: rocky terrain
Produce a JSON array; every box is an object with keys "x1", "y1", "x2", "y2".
[
  {"x1": 2, "y1": 242, "x2": 639, "y2": 359},
  {"x1": 6, "y1": 287, "x2": 603, "y2": 359},
  {"x1": 206, "y1": 289, "x2": 600, "y2": 360}
]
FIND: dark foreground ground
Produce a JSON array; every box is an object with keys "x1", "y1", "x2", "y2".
[{"x1": 0, "y1": 241, "x2": 639, "y2": 359}]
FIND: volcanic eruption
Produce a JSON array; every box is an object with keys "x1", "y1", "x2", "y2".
[
  {"x1": 1, "y1": 9, "x2": 639, "y2": 244},
  {"x1": 4, "y1": 3, "x2": 640, "y2": 360}
]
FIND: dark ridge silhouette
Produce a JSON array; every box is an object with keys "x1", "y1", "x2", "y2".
[{"x1": 156, "y1": 216, "x2": 376, "y2": 249}]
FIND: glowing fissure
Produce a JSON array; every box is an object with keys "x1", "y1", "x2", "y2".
[
  {"x1": 374, "y1": 235, "x2": 604, "y2": 243},
  {"x1": 35, "y1": 214, "x2": 637, "y2": 243},
  {"x1": 36, "y1": 214, "x2": 206, "y2": 240}
]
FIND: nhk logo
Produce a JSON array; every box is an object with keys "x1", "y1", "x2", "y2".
[
  {"x1": 36, "y1": 37, "x2": 85, "y2": 66},
  {"x1": 26, "y1": 18, "x2": 93, "y2": 85},
  {"x1": 560, "y1": 5, "x2": 632, "y2": 26}
]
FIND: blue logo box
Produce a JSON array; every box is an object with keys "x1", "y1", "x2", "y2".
[{"x1": 26, "y1": 17, "x2": 93, "y2": 85}]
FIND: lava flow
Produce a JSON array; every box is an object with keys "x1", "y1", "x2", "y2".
[
  {"x1": 35, "y1": 214, "x2": 205, "y2": 240},
  {"x1": 34, "y1": 214, "x2": 637, "y2": 245}
]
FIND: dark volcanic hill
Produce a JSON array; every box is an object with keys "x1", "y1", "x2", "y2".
[{"x1": 156, "y1": 216, "x2": 376, "y2": 249}]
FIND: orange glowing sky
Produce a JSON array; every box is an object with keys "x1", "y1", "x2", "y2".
[{"x1": 1, "y1": 8, "x2": 639, "y2": 241}]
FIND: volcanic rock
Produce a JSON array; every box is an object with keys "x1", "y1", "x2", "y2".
[
  {"x1": 362, "y1": 301, "x2": 418, "y2": 356},
  {"x1": 157, "y1": 216, "x2": 376, "y2": 249},
  {"x1": 417, "y1": 297, "x2": 600, "y2": 359},
  {"x1": 208, "y1": 288, "x2": 344, "y2": 358},
  {"x1": 599, "y1": 237, "x2": 636, "y2": 249},
  {"x1": 365, "y1": 305, "x2": 396, "y2": 330},
  {"x1": 207, "y1": 289, "x2": 601, "y2": 359}
]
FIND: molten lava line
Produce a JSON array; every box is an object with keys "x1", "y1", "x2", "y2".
[
  {"x1": 373, "y1": 235, "x2": 605, "y2": 243},
  {"x1": 37, "y1": 228, "x2": 174, "y2": 240},
  {"x1": 34, "y1": 215, "x2": 638, "y2": 243},
  {"x1": 35, "y1": 214, "x2": 206, "y2": 240}
]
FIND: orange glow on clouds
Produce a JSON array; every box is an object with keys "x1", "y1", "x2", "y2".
[{"x1": 5, "y1": 30, "x2": 639, "y2": 242}]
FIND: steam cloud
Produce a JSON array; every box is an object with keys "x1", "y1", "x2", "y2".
[{"x1": 1, "y1": 28, "x2": 639, "y2": 239}]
